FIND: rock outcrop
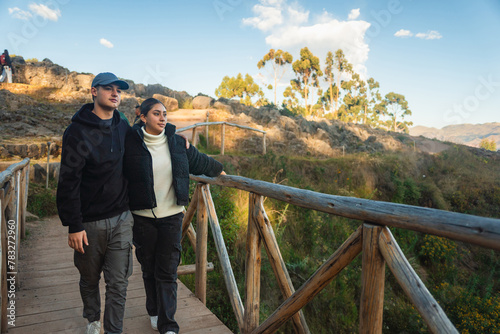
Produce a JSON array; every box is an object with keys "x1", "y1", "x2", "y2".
[{"x1": 192, "y1": 96, "x2": 214, "y2": 109}]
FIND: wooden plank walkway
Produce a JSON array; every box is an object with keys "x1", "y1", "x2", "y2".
[{"x1": 8, "y1": 216, "x2": 233, "y2": 334}]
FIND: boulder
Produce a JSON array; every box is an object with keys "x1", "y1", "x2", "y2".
[
  {"x1": 192, "y1": 96, "x2": 214, "y2": 109},
  {"x1": 152, "y1": 93, "x2": 178, "y2": 111},
  {"x1": 213, "y1": 101, "x2": 233, "y2": 113}
]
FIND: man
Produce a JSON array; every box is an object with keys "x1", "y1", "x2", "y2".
[
  {"x1": 57, "y1": 72, "x2": 133, "y2": 334},
  {"x1": 0, "y1": 49, "x2": 14, "y2": 83},
  {"x1": 134, "y1": 104, "x2": 141, "y2": 124}
]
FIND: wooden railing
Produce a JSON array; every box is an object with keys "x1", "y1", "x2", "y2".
[
  {"x1": 0, "y1": 158, "x2": 30, "y2": 333},
  {"x1": 182, "y1": 174, "x2": 500, "y2": 334},
  {"x1": 177, "y1": 122, "x2": 267, "y2": 155}
]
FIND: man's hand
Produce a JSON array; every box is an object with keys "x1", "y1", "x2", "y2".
[
  {"x1": 177, "y1": 133, "x2": 190, "y2": 149},
  {"x1": 68, "y1": 230, "x2": 89, "y2": 254}
]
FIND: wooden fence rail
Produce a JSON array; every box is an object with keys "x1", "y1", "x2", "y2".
[
  {"x1": 0, "y1": 158, "x2": 30, "y2": 333},
  {"x1": 177, "y1": 122, "x2": 267, "y2": 155},
  {"x1": 181, "y1": 174, "x2": 499, "y2": 334}
]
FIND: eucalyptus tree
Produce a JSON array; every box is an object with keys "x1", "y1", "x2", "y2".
[
  {"x1": 215, "y1": 73, "x2": 264, "y2": 106},
  {"x1": 291, "y1": 47, "x2": 323, "y2": 115},
  {"x1": 337, "y1": 73, "x2": 367, "y2": 123},
  {"x1": 257, "y1": 49, "x2": 293, "y2": 105},
  {"x1": 380, "y1": 92, "x2": 413, "y2": 133},
  {"x1": 324, "y1": 51, "x2": 336, "y2": 112},
  {"x1": 333, "y1": 49, "x2": 353, "y2": 116},
  {"x1": 364, "y1": 77, "x2": 383, "y2": 126}
]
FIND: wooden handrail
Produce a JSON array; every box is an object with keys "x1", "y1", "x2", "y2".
[
  {"x1": 0, "y1": 158, "x2": 30, "y2": 333},
  {"x1": 181, "y1": 173, "x2": 500, "y2": 333},
  {"x1": 177, "y1": 122, "x2": 267, "y2": 155},
  {"x1": 190, "y1": 174, "x2": 500, "y2": 251}
]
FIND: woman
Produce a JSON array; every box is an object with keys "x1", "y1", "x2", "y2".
[
  {"x1": 0, "y1": 50, "x2": 14, "y2": 83},
  {"x1": 124, "y1": 98, "x2": 224, "y2": 334}
]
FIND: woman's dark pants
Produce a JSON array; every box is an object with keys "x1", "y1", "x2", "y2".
[{"x1": 132, "y1": 212, "x2": 183, "y2": 334}]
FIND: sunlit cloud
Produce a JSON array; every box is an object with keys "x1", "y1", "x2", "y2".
[
  {"x1": 394, "y1": 29, "x2": 413, "y2": 38},
  {"x1": 100, "y1": 38, "x2": 114, "y2": 48},
  {"x1": 28, "y1": 3, "x2": 61, "y2": 21},
  {"x1": 416, "y1": 30, "x2": 442, "y2": 40},
  {"x1": 8, "y1": 7, "x2": 33, "y2": 20},
  {"x1": 348, "y1": 8, "x2": 360, "y2": 20},
  {"x1": 243, "y1": 1, "x2": 370, "y2": 77}
]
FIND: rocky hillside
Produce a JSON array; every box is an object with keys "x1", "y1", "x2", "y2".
[
  {"x1": 1, "y1": 56, "x2": 497, "y2": 161},
  {"x1": 410, "y1": 123, "x2": 500, "y2": 149}
]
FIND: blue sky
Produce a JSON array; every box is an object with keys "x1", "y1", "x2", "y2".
[{"x1": 1, "y1": 0, "x2": 499, "y2": 129}]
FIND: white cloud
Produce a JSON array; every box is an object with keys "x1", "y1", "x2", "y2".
[
  {"x1": 8, "y1": 7, "x2": 33, "y2": 20},
  {"x1": 100, "y1": 38, "x2": 114, "y2": 48},
  {"x1": 243, "y1": 1, "x2": 371, "y2": 78},
  {"x1": 28, "y1": 3, "x2": 61, "y2": 21},
  {"x1": 348, "y1": 8, "x2": 360, "y2": 20},
  {"x1": 416, "y1": 30, "x2": 442, "y2": 40},
  {"x1": 242, "y1": 4, "x2": 283, "y2": 31},
  {"x1": 394, "y1": 29, "x2": 413, "y2": 38}
]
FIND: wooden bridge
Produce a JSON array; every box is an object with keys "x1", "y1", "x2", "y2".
[{"x1": 1, "y1": 158, "x2": 500, "y2": 333}]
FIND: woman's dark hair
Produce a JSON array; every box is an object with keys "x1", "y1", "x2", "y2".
[{"x1": 140, "y1": 98, "x2": 165, "y2": 116}]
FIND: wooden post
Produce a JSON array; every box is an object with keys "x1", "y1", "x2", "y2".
[
  {"x1": 244, "y1": 193, "x2": 262, "y2": 333},
  {"x1": 360, "y1": 223, "x2": 385, "y2": 333},
  {"x1": 191, "y1": 127, "x2": 197, "y2": 147},
  {"x1": 262, "y1": 133, "x2": 266, "y2": 155},
  {"x1": 206, "y1": 111, "x2": 209, "y2": 146},
  {"x1": 221, "y1": 123, "x2": 225, "y2": 155},
  {"x1": 251, "y1": 226, "x2": 363, "y2": 334},
  {"x1": 13, "y1": 172, "x2": 20, "y2": 290},
  {"x1": 379, "y1": 228, "x2": 458, "y2": 334},
  {"x1": 181, "y1": 185, "x2": 199, "y2": 242},
  {"x1": 21, "y1": 164, "x2": 29, "y2": 240},
  {"x1": 201, "y1": 184, "x2": 245, "y2": 331},
  {"x1": 253, "y1": 195, "x2": 310, "y2": 334},
  {"x1": 0, "y1": 189, "x2": 6, "y2": 333},
  {"x1": 195, "y1": 184, "x2": 208, "y2": 304},
  {"x1": 46, "y1": 142, "x2": 51, "y2": 189}
]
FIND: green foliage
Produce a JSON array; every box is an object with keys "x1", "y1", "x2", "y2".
[
  {"x1": 26, "y1": 58, "x2": 39, "y2": 63},
  {"x1": 290, "y1": 47, "x2": 323, "y2": 115},
  {"x1": 178, "y1": 144, "x2": 499, "y2": 333},
  {"x1": 180, "y1": 98, "x2": 193, "y2": 109},
  {"x1": 214, "y1": 73, "x2": 264, "y2": 106},
  {"x1": 380, "y1": 92, "x2": 413, "y2": 133},
  {"x1": 258, "y1": 49, "x2": 293, "y2": 105},
  {"x1": 479, "y1": 138, "x2": 497, "y2": 151},
  {"x1": 27, "y1": 182, "x2": 57, "y2": 218}
]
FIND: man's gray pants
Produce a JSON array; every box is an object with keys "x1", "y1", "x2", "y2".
[{"x1": 74, "y1": 210, "x2": 134, "y2": 334}]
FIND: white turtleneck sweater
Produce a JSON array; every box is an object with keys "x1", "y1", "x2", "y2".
[{"x1": 132, "y1": 128, "x2": 184, "y2": 218}]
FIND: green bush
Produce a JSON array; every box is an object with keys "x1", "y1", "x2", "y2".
[{"x1": 27, "y1": 183, "x2": 57, "y2": 218}]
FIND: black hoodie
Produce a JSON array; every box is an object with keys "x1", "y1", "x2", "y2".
[{"x1": 57, "y1": 103, "x2": 130, "y2": 233}]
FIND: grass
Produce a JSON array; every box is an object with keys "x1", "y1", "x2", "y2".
[
  {"x1": 180, "y1": 146, "x2": 500, "y2": 333},
  {"x1": 27, "y1": 179, "x2": 58, "y2": 218}
]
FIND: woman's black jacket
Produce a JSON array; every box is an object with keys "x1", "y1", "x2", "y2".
[{"x1": 123, "y1": 123, "x2": 223, "y2": 211}]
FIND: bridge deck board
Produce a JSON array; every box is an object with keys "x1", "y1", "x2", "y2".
[{"x1": 8, "y1": 216, "x2": 233, "y2": 334}]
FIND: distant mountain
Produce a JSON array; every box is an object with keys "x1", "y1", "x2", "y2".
[{"x1": 410, "y1": 123, "x2": 500, "y2": 149}]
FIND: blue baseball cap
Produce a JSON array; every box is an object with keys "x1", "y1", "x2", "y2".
[{"x1": 91, "y1": 72, "x2": 129, "y2": 90}]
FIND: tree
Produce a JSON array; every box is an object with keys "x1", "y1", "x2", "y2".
[
  {"x1": 333, "y1": 49, "x2": 353, "y2": 117},
  {"x1": 257, "y1": 49, "x2": 293, "y2": 105},
  {"x1": 337, "y1": 73, "x2": 367, "y2": 123},
  {"x1": 291, "y1": 47, "x2": 323, "y2": 115},
  {"x1": 479, "y1": 138, "x2": 497, "y2": 151},
  {"x1": 324, "y1": 51, "x2": 336, "y2": 112},
  {"x1": 380, "y1": 92, "x2": 413, "y2": 133},
  {"x1": 364, "y1": 78, "x2": 383, "y2": 127},
  {"x1": 215, "y1": 73, "x2": 264, "y2": 106}
]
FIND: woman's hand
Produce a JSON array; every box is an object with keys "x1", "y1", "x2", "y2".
[{"x1": 220, "y1": 171, "x2": 226, "y2": 176}]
